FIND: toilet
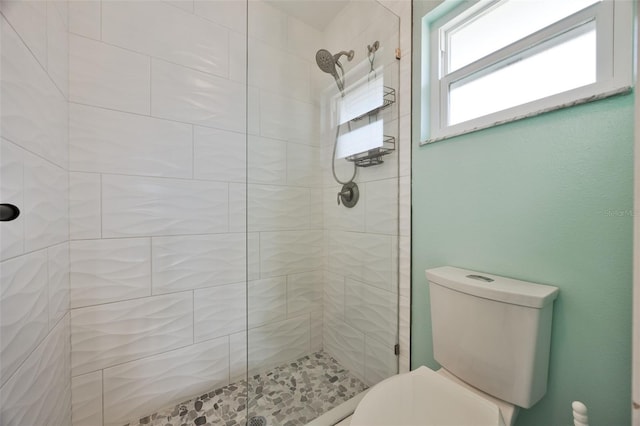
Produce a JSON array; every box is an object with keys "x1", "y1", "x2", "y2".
[{"x1": 351, "y1": 266, "x2": 559, "y2": 426}]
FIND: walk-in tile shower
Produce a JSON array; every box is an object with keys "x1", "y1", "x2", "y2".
[{"x1": 0, "y1": 1, "x2": 408, "y2": 425}]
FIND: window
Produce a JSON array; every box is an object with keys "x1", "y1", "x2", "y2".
[{"x1": 423, "y1": 0, "x2": 633, "y2": 143}]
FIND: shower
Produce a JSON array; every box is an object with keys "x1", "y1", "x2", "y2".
[
  {"x1": 316, "y1": 47, "x2": 360, "y2": 206},
  {"x1": 0, "y1": 1, "x2": 403, "y2": 425},
  {"x1": 315, "y1": 48, "x2": 355, "y2": 94}
]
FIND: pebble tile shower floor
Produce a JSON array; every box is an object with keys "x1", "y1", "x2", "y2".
[{"x1": 125, "y1": 351, "x2": 367, "y2": 426}]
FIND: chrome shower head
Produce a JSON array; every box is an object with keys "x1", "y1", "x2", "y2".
[
  {"x1": 316, "y1": 49, "x2": 338, "y2": 75},
  {"x1": 315, "y1": 48, "x2": 354, "y2": 93}
]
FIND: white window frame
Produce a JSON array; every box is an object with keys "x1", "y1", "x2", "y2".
[{"x1": 423, "y1": 0, "x2": 633, "y2": 144}]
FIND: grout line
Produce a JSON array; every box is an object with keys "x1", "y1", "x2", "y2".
[
  {"x1": 148, "y1": 237, "x2": 153, "y2": 297},
  {"x1": 192, "y1": 290, "x2": 195, "y2": 344},
  {"x1": 149, "y1": 56, "x2": 153, "y2": 116},
  {"x1": 99, "y1": 0, "x2": 103, "y2": 41},
  {"x1": 101, "y1": 369, "x2": 105, "y2": 426},
  {"x1": 99, "y1": 174, "x2": 103, "y2": 239},
  {"x1": 191, "y1": 125, "x2": 195, "y2": 179}
]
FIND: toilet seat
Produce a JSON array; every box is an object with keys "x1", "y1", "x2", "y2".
[{"x1": 351, "y1": 367, "x2": 507, "y2": 426}]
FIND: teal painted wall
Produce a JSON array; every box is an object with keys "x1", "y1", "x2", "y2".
[{"x1": 411, "y1": 3, "x2": 634, "y2": 425}]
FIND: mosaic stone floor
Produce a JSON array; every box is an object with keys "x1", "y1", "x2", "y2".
[{"x1": 125, "y1": 351, "x2": 367, "y2": 426}]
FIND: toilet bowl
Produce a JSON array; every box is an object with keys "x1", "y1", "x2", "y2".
[
  {"x1": 351, "y1": 366, "x2": 515, "y2": 426},
  {"x1": 351, "y1": 266, "x2": 558, "y2": 426}
]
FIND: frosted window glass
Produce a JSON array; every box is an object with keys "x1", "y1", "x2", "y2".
[
  {"x1": 449, "y1": 25, "x2": 596, "y2": 125},
  {"x1": 448, "y1": 0, "x2": 600, "y2": 73}
]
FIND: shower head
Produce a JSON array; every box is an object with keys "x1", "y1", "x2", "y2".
[
  {"x1": 316, "y1": 49, "x2": 338, "y2": 75},
  {"x1": 315, "y1": 48, "x2": 354, "y2": 93}
]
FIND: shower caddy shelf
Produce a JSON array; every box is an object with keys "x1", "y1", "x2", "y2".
[
  {"x1": 350, "y1": 85, "x2": 396, "y2": 121},
  {"x1": 345, "y1": 135, "x2": 395, "y2": 167},
  {"x1": 346, "y1": 85, "x2": 396, "y2": 167}
]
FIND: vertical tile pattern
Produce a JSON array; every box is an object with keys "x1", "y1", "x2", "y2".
[{"x1": 1, "y1": 6, "x2": 71, "y2": 422}]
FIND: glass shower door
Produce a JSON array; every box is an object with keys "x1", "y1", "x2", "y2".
[{"x1": 245, "y1": 1, "x2": 400, "y2": 424}]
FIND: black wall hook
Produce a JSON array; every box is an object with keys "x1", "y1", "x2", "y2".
[{"x1": 0, "y1": 204, "x2": 20, "y2": 221}]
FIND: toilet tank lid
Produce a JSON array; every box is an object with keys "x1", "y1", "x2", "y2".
[{"x1": 426, "y1": 266, "x2": 559, "y2": 308}]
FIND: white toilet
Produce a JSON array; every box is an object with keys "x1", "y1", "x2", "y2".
[{"x1": 351, "y1": 266, "x2": 559, "y2": 426}]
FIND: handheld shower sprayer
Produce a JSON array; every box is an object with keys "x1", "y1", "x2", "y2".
[
  {"x1": 315, "y1": 48, "x2": 354, "y2": 94},
  {"x1": 316, "y1": 47, "x2": 358, "y2": 205}
]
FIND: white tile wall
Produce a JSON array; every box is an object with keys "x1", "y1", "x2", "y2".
[
  {"x1": 71, "y1": 371, "x2": 103, "y2": 426},
  {"x1": 47, "y1": 1, "x2": 69, "y2": 98},
  {"x1": 69, "y1": 172, "x2": 101, "y2": 240},
  {"x1": 151, "y1": 59, "x2": 246, "y2": 133},
  {"x1": 229, "y1": 183, "x2": 247, "y2": 233},
  {"x1": 247, "y1": 135, "x2": 287, "y2": 184},
  {"x1": 23, "y1": 152, "x2": 68, "y2": 251},
  {"x1": 287, "y1": 143, "x2": 321, "y2": 186},
  {"x1": 194, "y1": 282, "x2": 246, "y2": 342},
  {"x1": 323, "y1": 316, "x2": 365, "y2": 381},
  {"x1": 69, "y1": 35, "x2": 151, "y2": 115},
  {"x1": 287, "y1": 270, "x2": 323, "y2": 317},
  {"x1": 194, "y1": 1, "x2": 247, "y2": 32},
  {"x1": 0, "y1": 250, "x2": 49, "y2": 387},
  {"x1": 248, "y1": 38, "x2": 311, "y2": 102},
  {"x1": 0, "y1": 1, "x2": 48, "y2": 67},
  {"x1": 247, "y1": 1, "x2": 287, "y2": 48},
  {"x1": 70, "y1": 238, "x2": 152, "y2": 308},
  {"x1": 365, "y1": 178, "x2": 399, "y2": 235},
  {"x1": 260, "y1": 230, "x2": 324, "y2": 277},
  {"x1": 101, "y1": 175, "x2": 229, "y2": 237},
  {"x1": 68, "y1": 0, "x2": 101, "y2": 39},
  {"x1": 364, "y1": 335, "x2": 397, "y2": 386},
  {"x1": 0, "y1": 139, "x2": 24, "y2": 260},
  {"x1": 248, "y1": 184, "x2": 310, "y2": 231},
  {"x1": 344, "y1": 279, "x2": 397, "y2": 346},
  {"x1": 151, "y1": 233, "x2": 246, "y2": 294},
  {"x1": 69, "y1": 103, "x2": 193, "y2": 178},
  {"x1": 260, "y1": 92, "x2": 318, "y2": 144},
  {"x1": 103, "y1": 336, "x2": 230, "y2": 426},
  {"x1": 324, "y1": 271, "x2": 346, "y2": 321},
  {"x1": 71, "y1": 292, "x2": 193, "y2": 376},
  {"x1": 321, "y1": 0, "x2": 410, "y2": 381},
  {"x1": 194, "y1": 126, "x2": 246, "y2": 182},
  {"x1": 248, "y1": 276, "x2": 287, "y2": 328},
  {"x1": 102, "y1": 1, "x2": 230, "y2": 78},
  {"x1": 247, "y1": 315, "x2": 311, "y2": 374},
  {"x1": 0, "y1": 314, "x2": 71, "y2": 426},
  {"x1": 48, "y1": 242, "x2": 70, "y2": 328},
  {"x1": 328, "y1": 231, "x2": 395, "y2": 292},
  {"x1": 0, "y1": 5, "x2": 71, "y2": 425},
  {"x1": 61, "y1": 2, "x2": 411, "y2": 425},
  {"x1": 229, "y1": 331, "x2": 247, "y2": 382},
  {"x1": 1, "y1": 16, "x2": 68, "y2": 167}
]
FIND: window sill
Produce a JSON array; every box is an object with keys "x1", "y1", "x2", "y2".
[{"x1": 420, "y1": 85, "x2": 632, "y2": 146}]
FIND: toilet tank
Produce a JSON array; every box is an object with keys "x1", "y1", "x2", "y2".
[{"x1": 426, "y1": 266, "x2": 559, "y2": 409}]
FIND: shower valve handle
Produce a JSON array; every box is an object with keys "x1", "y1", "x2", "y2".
[
  {"x1": 337, "y1": 188, "x2": 353, "y2": 205},
  {"x1": 336, "y1": 182, "x2": 359, "y2": 208}
]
